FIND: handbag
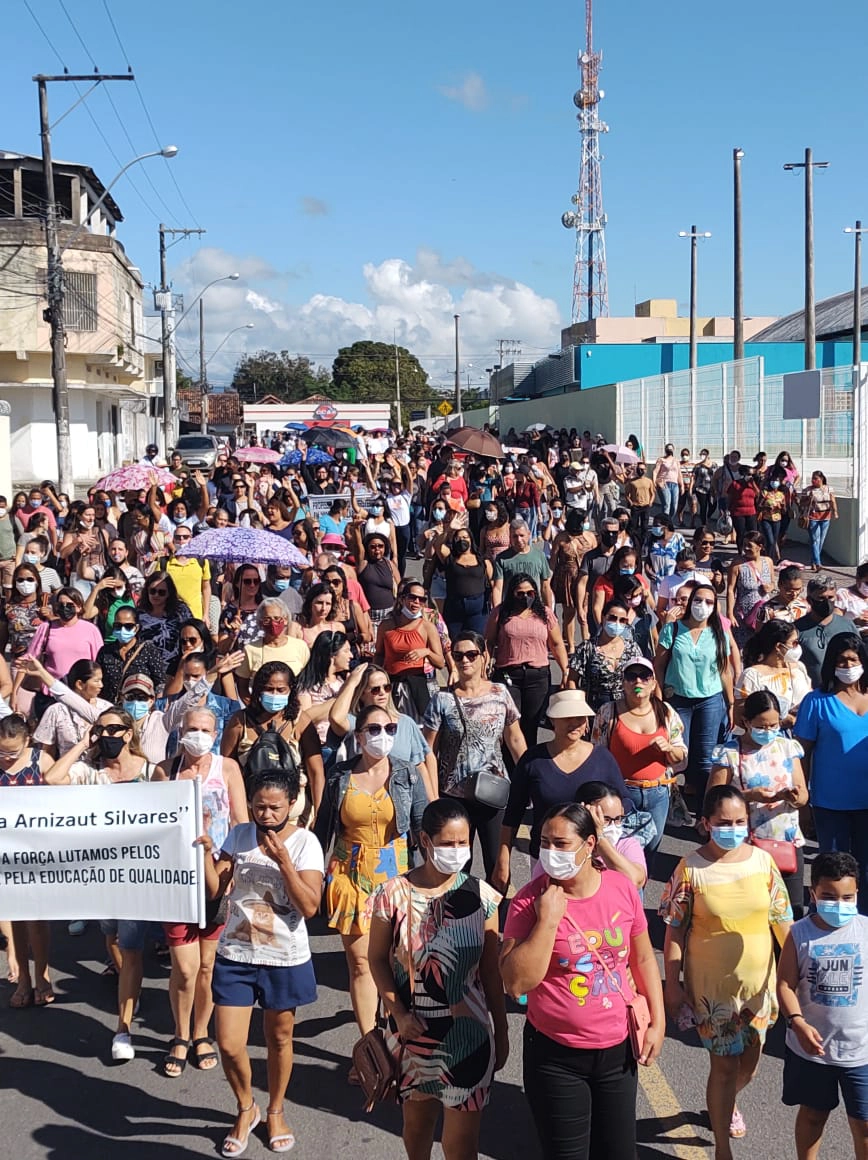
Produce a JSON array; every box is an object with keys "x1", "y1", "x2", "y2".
[
  {"x1": 352, "y1": 881, "x2": 414, "y2": 1112},
  {"x1": 451, "y1": 687, "x2": 510, "y2": 809}
]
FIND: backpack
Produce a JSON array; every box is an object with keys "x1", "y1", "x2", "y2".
[{"x1": 244, "y1": 717, "x2": 299, "y2": 788}]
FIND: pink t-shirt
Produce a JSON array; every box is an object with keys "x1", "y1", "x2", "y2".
[
  {"x1": 488, "y1": 607, "x2": 556, "y2": 669},
  {"x1": 29, "y1": 619, "x2": 105, "y2": 683},
  {"x1": 503, "y1": 869, "x2": 647, "y2": 1049}
]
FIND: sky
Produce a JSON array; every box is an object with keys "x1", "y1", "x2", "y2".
[{"x1": 4, "y1": 0, "x2": 868, "y2": 388}]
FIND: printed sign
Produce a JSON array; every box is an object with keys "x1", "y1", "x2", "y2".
[
  {"x1": 0, "y1": 780, "x2": 204, "y2": 924},
  {"x1": 437, "y1": 401, "x2": 453, "y2": 416},
  {"x1": 306, "y1": 490, "x2": 375, "y2": 518},
  {"x1": 313, "y1": 402, "x2": 338, "y2": 422}
]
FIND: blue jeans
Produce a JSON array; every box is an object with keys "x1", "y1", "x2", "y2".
[
  {"x1": 671, "y1": 691, "x2": 727, "y2": 801},
  {"x1": 623, "y1": 783, "x2": 670, "y2": 856},
  {"x1": 813, "y1": 807, "x2": 868, "y2": 913},
  {"x1": 444, "y1": 592, "x2": 488, "y2": 640},
  {"x1": 659, "y1": 481, "x2": 679, "y2": 520},
  {"x1": 809, "y1": 518, "x2": 831, "y2": 566}
]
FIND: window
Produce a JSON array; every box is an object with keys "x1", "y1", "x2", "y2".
[{"x1": 65, "y1": 270, "x2": 98, "y2": 331}]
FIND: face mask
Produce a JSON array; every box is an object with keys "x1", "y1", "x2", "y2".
[
  {"x1": 29, "y1": 498, "x2": 41, "y2": 509},
  {"x1": 57, "y1": 604, "x2": 77, "y2": 621},
  {"x1": 260, "y1": 691, "x2": 290, "y2": 713},
  {"x1": 402, "y1": 602, "x2": 423, "y2": 620},
  {"x1": 710, "y1": 824, "x2": 749, "y2": 850},
  {"x1": 605, "y1": 620, "x2": 626, "y2": 637},
  {"x1": 23, "y1": 553, "x2": 41, "y2": 566},
  {"x1": 173, "y1": 514, "x2": 187, "y2": 525},
  {"x1": 619, "y1": 567, "x2": 634, "y2": 576},
  {"x1": 96, "y1": 735, "x2": 125, "y2": 760},
  {"x1": 552, "y1": 509, "x2": 563, "y2": 518},
  {"x1": 650, "y1": 525, "x2": 663, "y2": 537},
  {"x1": 180, "y1": 730, "x2": 214, "y2": 757},
  {"x1": 454, "y1": 540, "x2": 471, "y2": 553},
  {"x1": 836, "y1": 665, "x2": 864, "y2": 686},
  {"x1": 183, "y1": 676, "x2": 201, "y2": 693},
  {"x1": 690, "y1": 600, "x2": 714, "y2": 621},
  {"x1": 485, "y1": 510, "x2": 497, "y2": 522},
  {"x1": 815, "y1": 900, "x2": 859, "y2": 928},
  {"x1": 15, "y1": 580, "x2": 37, "y2": 596},
  {"x1": 257, "y1": 816, "x2": 290, "y2": 834},
  {"x1": 630, "y1": 594, "x2": 643, "y2": 608},
  {"x1": 750, "y1": 727, "x2": 779, "y2": 747},
  {"x1": 432, "y1": 509, "x2": 446, "y2": 522},
  {"x1": 359, "y1": 730, "x2": 395, "y2": 759},
  {"x1": 582, "y1": 521, "x2": 591, "y2": 531},
  {"x1": 601, "y1": 531, "x2": 618, "y2": 546},
  {"x1": 80, "y1": 520, "x2": 94, "y2": 530},
  {"x1": 539, "y1": 846, "x2": 587, "y2": 881},
  {"x1": 770, "y1": 481, "x2": 780, "y2": 490},
  {"x1": 809, "y1": 596, "x2": 833, "y2": 619},
  {"x1": 781, "y1": 644, "x2": 801, "y2": 664},
  {"x1": 266, "y1": 620, "x2": 287, "y2": 636},
  {"x1": 115, "y1": 626, "x2": 136, "y2": 644},
  {"x1": 859, "y1": 581, "x2": 868, "y2": 598},
  {"x1": 273, "y1": 578, "x2": 290, "y2": 591},
  {"x1": 369, "y1": 506, "x2": 383, "y2": 516},
  {"x1": 122, "y1": 699, "x2": 150, "y2": 721},
  {"x1": 428, "y1": 844, "x2": 470, "y2": 874},
  {"x1": 635, "y1": 467, "x2": 645, "y2": 476},
  {"x1": 0, "y1": 508, "x2": 6, "y2": 518},
  {"x1": 602, "y1": 823, "x2": 623, "y2": 844}
]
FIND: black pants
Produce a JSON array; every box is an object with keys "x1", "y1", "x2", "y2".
[
  {"x1": 523, "y1": 1023, "x2": 637, "y2": 1160},
  {"x1": 497, "y1": 664, "x2": 550, "y2": 748},
  {"x1": 443, "y1": 794, "x2": 503, "y2": 882},
  {"x1": 629, "y1": 505, "x2": 650, "y2": 550},
  {"x1": 394, "y1": 523, "x2": 411, "y2": 576},
  {"x1": 695, "y1": 490, "x2": 710, "y2": 525},
  {"x1": 732, "y1": 514, "x2": 757, "y2": 552}
]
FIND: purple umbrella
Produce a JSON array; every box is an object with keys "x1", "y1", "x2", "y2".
[{"x1": 182, "y1": 526, "x2": 310, "y2": 568}]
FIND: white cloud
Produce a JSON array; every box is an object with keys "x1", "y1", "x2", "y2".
[
  {"x1": 169, "y1": 246, "x2": 562, "y2": 386},
  {"x1": 438, "y1": 72, "x2": 489, "y2": 112}
]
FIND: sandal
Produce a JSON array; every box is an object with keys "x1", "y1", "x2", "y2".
[
  {"x1": 221, "y1": 1102, "x2": 261, "y2": 1158},
  {"x1": 161, "y1": 1037, "x2": 191, "y2": 1078},
  {"x1": 266, "y1": 1110, "x2": 296, "y2": 1154},
  {"x1": 35, "y1": 986, "x2": 56, "y2": 1006},
  {"x1": 191, "y1": 1036, "x2": 219, "y2": 1071},
  {"x1": 9, "y1": 987, "x2": 34, "y2": 1009},
  {"x1": 729, "y1": 1107, "x2": 747, "y2": 1138}
]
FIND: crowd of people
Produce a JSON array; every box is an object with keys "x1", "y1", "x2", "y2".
[{"x1": 0, "y1": 424, "x2": 865, "y2": 1160}]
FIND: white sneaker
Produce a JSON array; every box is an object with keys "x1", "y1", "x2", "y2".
[{"x1": 111, "y1": 1032, "x2": 135, "y2": 1061}]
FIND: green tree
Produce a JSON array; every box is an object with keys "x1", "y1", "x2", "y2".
[
  {"x1": 231, "y1": 350, "x2": 332, "y2": 404},
  {"x1": 331, "y1": 341, "x2": 429, "y2": 405}
]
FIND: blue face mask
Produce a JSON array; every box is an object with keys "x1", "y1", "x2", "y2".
[
  {"x1": 815, "y1": 900, "x2": 859, "y2": 928},
  {"x1": 710, "y1": 824, "x2": 749, "y2": 850},
  {"x1": 431, "y1": 509, "x2": 446, "y2": 522},
  {"x1": 750, "y1": 727, "x2": 779, "y2": 747},
  {"x1": 619, "y1": 568, "x2": 635, "y2": 576},
  {"x1": 123, "y1": 699, "x2": 149, "y2": 721},
  {"x1": 605, "y1": 620, "x2": 627, "y2": 637},
  {"x1": 650, "y1": 526, "x2": 664, "y2": 537},
  {"x1": 261, "y1": 691, "x2": 289, "y2": 713},
  {"x1": 273, "y1": 578, "x2": 290, "y2": 592},
  {"x1": 115, "y1": 626, "x2": 136, "y2": 644}
]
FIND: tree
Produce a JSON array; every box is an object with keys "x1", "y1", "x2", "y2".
[
  {"x1": 231, "y1": 350, "x2": 332, "y2": 404},
  {"x1": 331, "y1": 341, "x2": 429, "y2": 406}
]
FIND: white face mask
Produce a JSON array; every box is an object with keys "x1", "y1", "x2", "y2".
[
  {"x1": 690, "y1": 599, "x2": 714, "y2": 621},
  {"x1": 836, "y1": 665, "x2": 864, "y2": 686},
  {"x1": 428, "y1": 844, "x2": 470, "y2": 874},
  {"x1": 785, "y1": 645, "x2": 802, "y2": 663},
  {"x1": 359, "y1": 730, "x2": 395, "y2": 759},
  {"x1": 183, "y1": 676, "x2": 200, "y2": 692},
  {"x1": 15, "y1": 580, "x2": 37, "y2": 596},
  {"x1": 539, "y1": 846, "x2": 588, "y2": 881},
  {"x1": 180, "y1": 730, "x2": 214, "y2": 757},
  {"x1": 485, "y1": 510, "x2": 498, "y2": 522},
  {"x1": 859, "y1": 581, "x2": 868, "y2": 598},
  {"x1": 602, "y1": 823, "x2": 623, "y2": 845},
  {"x1": 402, "y1": 602, "x2": 423, "y2": 620}
]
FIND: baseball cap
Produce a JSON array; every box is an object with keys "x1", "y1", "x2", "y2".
[
  {"x1": 121, "y1": 673, "x2": 155, "y2": 698},
  {"x1": 623, "y1": 658, "x2": 655, "y2": 678}
]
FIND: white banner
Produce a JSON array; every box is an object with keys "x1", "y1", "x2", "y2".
[{"x1": 0, "y1": 780, "x2": 204, "y2": 923}]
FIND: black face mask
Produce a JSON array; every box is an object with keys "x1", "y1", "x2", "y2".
[
  {"x1": 454, "y1": 540, "x2": 471, "y2": 553},
  {"x1": 809, "y1": 596, "x2": 833, "y2": 619},
  {"x1": 96, "y1": 735, "x2": 125, "y2": 760},
  {"x1": 514, "y1": 592, "x2": 535, "y2": 610},
  {"x1": 256, "y1": 816, "x2": 290, "y2": 834},
  {"x1": 601, "y1": 531, "x2": 618, "y2": 547},
  {"x1": 57, "y1": 604, "x2": 77, "y2": 621}
]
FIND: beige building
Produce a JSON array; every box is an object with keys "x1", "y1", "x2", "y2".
[
  {"x1": 561, "y1": 298, "x2": 777, "y2": 348},
  {"x1": 0, "y1": 151, "x2": 152, "y2": 484}
]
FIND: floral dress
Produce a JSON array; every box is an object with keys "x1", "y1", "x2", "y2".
[
  {"x1": 569, "y1": 635, "x2": 643, "y2": 711},
  {"x1": 369, "y1": 872, "x2": 500, "y2": 1110},
  {"x1": 659, "y1": 846, "x2": 792, "y2": 1054},
  {"x1": 710, "y1": 737, "x2": 805, "y2": 845}
]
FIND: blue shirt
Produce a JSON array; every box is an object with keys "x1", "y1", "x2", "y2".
[
  {"x1": 659, "y1": 620, "x2": 729, "y2": 699},
  {"x1": 155, "y1": 689, "x2": 243, "y2": 757},
  {"x1": 795, "y1": 690, "x2": 868, "y2": 810},
  {"x1": 319, "y1": 514, "x2": 349, "y2": 538}
]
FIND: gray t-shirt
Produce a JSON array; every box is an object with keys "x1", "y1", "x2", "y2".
[
  {"x1": 493, "y1": 547, "x2": 551, "y2": 589},
  {"x1": 787, "y1": 913, "x2": 868, "y2": 1065}
]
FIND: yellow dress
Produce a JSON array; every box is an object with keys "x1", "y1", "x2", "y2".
[
  {"x1": 660, "y1": 845, "x2": 792, "y2": 1055},
  {"x1": 325, "y1": 780, "x2": 408, "y2": 936}
]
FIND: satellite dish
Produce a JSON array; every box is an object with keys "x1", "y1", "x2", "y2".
[
  {"x1": 579, "y1": 52, "x2": 591, "y2": 64},
  {"x1": 562, "y1": 212, "x2": 578, "y2": 229}
]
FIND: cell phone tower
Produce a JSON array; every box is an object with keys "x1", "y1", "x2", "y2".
[{"x1": 561, "y1": 0, "x2": 609, "y2": 324}]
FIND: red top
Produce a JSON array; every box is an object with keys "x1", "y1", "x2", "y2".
[
  {"x1": 382, "y1": 620, "x2": 428, "y2": 674},
  {"x1": 608, "y1": 715, "x2": 669, "y2": 784},
  {"x1": 727, "y1": 479, "x2": 758, "y2": 517}
]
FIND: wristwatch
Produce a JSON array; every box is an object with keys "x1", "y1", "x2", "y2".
[{"x1": 785, "y1": 1013, "x2": 804, "y2": 1029}]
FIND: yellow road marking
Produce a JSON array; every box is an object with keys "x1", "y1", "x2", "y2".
[{"x1": 639, "y1": 1061, "x2": 708, "y2": 1158}]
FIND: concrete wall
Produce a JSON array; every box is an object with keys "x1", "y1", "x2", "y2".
[
  {"x1": 499, "y1": 386, "x2": 618, "y2": 445},
  {"x1": 0, "y1": 386, "x2": 125, "y2": 485},
  {"x1": 784, "y1": 497, "x2": 859, "y2": 567}
]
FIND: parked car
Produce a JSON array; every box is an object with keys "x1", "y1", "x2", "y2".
[{"x1": 172, "y1": 433, "x2": 220, "y2": 469}]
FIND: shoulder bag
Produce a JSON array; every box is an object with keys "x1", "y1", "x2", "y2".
[
  {"x1": 451, "y1": 685, "x2": 510, "y2": 809},
  {"x1": 352, "y1": 880, "x2": 414, "y2": 1112},
  {"x1": 735, "y1": 743, "x2": 798, "y2": 875}
]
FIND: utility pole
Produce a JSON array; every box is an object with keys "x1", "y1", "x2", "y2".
[
  {"x1": 198, "y1": 298, "x2": 208, "y2": 434},
  {"x1": 454, "y1": 314, "x2": 461, "y2": 416},
  {"x1": 35, "y1": 72, "x2": 133, "y2": 494},
  {"x1": 679, "y1": 226, "x2": 712, "y2": 370},
  {"x1": 497, "y1": 338, "x2": 522, "y2": 368},
  {"x1": 159, "y1": 224, "x2": 206, "y2": 453},
  {"x1": 733, "y1": 148, "x2": 744, "y2": 362},
  {"x1": 784, "y1": 148, "x2": 829, "y2": 371},
  {"x1": 844, "y1": 222, "x2": 864, "y2": 372},
  {"x1": 393, "y1": 330, "x2": 402, "y2": 434}
]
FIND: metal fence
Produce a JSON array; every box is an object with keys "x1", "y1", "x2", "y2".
[{"x1": 615, "y1": 356, "x2": 855, "y2": 496}]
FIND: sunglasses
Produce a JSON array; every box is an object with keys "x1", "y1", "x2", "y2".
[
  {"x1": 325, "y1": 578, "x2": 342, "y2": 588},
  {"x1": 403, "y1": 593, "x2": 425, "y2": 603},
  {"x1": 123, "y1": 692, "x2": 151, "y2": 703},
  {"x1": 180, "y1": 635, "x2": 200, "y2": 645},
  {"x1": 361, "y1": 722, "x2": 398, "y2": 737},
  {"x1": 148, "y1": 588, "x2": 168, "y2": 597},
  {"x1": 454, "y1": 649, "x2": 481, "y2": 662},
  {"x1": 368, "y1": 683, "x2": 392, "y2": 694},
  {"x1": 699, "y1": 539, "x2": 714, "y2": 546},
  {"x1": 174, "y1": 536, "x2": 191, "y2": 543},
  {"x1": 625, "y1": 670, "x2": 654, "y2": 682},
  {"x1": 92, "y1": 724, "x2": 127, "y2": 738},
  {"x1": 241, "y1": 577, "x2": 260, "y2": 586}
]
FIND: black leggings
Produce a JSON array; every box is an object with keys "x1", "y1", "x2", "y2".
[
  {"x1": 497, "y1": 664, "x2": 550, "y2": 749},
  {"x1": 443, "y1": 794, "x2": 503, "y2": 883},
  {"x1": 523, "y1": 1022, "x2": 637, "y2": 1160},
  {"x1": 732, "y1": 514, "x2": 757, "y2": 552}
]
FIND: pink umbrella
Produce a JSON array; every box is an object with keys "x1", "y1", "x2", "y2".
[
  {"x1": 96, "y1": 465, "x2": 178, "y2": 493},
  {"x1": 235, "y1": 446, "x2": 282, "y2": 464}
]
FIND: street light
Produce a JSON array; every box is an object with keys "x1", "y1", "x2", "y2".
[
  {"x1": 678, "y1": 227, "x2": 712, "y2": 371},
  {"x1": 198, "y1": 316, "x2": 253, "y2": 434},
  {"x1": 844, "y1": 223, "x2": 865, "y2": 373},
  {"x1": 206, "y1": 323, "x2": 255, "y2": 368}
]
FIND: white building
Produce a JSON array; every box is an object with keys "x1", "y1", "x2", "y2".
[
  {"x1": 0, "y1": 151, "x2": 151, "y2": 486},
  {"x1": 243, "y1": 395, "x2": 392, "y2": 440}
]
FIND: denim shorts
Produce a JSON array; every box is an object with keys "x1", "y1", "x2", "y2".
[
  {"x1": 783, "y1": 1047, "x2": 868, "y2": 1120},
  {"x1": 100, "y1": 919, "x2": 150, "y2": 952},
  {"x1": 212, "y1": 954, "x2": 317, "y2": 1011}
]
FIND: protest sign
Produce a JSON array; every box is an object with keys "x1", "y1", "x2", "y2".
[
  {"x1": 306, "y1": 489, "x2": 374, "y2": 518},
  {"x1": 0, "y1": 780, "x2": 204, "y2": 924}
]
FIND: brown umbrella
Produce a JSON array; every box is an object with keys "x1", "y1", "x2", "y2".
[{"x1": 446, "y1": 426, "x2": 505, "y2": 459}]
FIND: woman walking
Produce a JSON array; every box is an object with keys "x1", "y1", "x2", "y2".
[{"x1": 799, "y1": 471, "x2": 838, "y2": 572}]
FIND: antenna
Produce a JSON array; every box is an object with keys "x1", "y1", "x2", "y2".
[{"x1": 560, "y1": 0, "x2": 609, "y2": 324}]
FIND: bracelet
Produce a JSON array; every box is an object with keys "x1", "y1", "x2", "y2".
[{"x1": 785, "y1": 1013, "x2": 804, "y2": 1029}]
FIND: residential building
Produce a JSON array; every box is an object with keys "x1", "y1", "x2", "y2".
[{"x1": 0, "y1": 151, "x2": 149, "y2": 484}]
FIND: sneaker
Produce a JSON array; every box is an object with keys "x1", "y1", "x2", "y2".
[
  {"x1": 68, "y1": 921, "x2": 87, "y2": 937},
  {"x1": 111, "y1": 1032, "x2": 135, "y2": 1061}
]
